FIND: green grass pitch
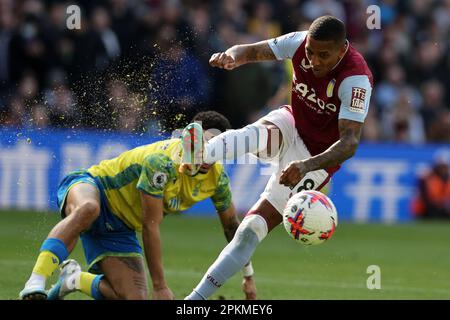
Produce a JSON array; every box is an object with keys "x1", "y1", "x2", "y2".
[{"x1": 1, "y1": 210, "x2": 449, "y2": 300}]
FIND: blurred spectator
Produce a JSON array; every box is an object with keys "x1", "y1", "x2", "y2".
[
  {"x1": 150, "y1": 24, "x2": 211, "y2": 131},
  {"x1": 427, "y1": 109, "x2": 450, "y2": 143},
  {"x1": 116, "y1": 92, "x2": 146, "y2": 133},
  {"x1": 420, "y1": 79, "x2": 447, "y2": 140},
  {"x1": 88, "y1": 6, "x2": 121, "y2": 71},
  {"x1": 433, "y1": 0, "x2": 450, "y2": 32},
  {"x1": 19, "y1": 71, "x2": 38, "y2": 98},
  {"x1": 2, "y1": 95, "x2": 27, "y2": 127},
  {"x1": 247, "y1": 1, "x2": 281, "y2": 40},
  {"x1": 361, "y1": 103, "x2": 382, "y2": 142},
  {"x1": 410, "y1": 40, "x2": 446, "y2": 85},
  {"x1": 412, "y1": 157, "x2": 450, "y2": 219},
  {"x1": 375, "y1": 63, "x2": 407, "y2": 112},
  {"x1": 379, "y1": 0, "x2": 398, "y2": 26},
  {"x1": 0, "y1": 0, "x2": 15, "y2": 94},
  {"x1": 272, "y1": 0, "x2": 304, "y2": 35},
  {"x1": 301, "y1": 0, "x2": 346, "y2": 22},
  {"x1": 381, "y1": 89, "x2": 425, "y2": 144},
  {"x1": 108, "y1": 0, "x2": 139, "y2": 58},
  {"x1": 0, "y1": 0, "x2": 447, "y2": 142},
  {"x1": 31, "y1": 103, "x2": 49, "y2": 128},
  {"x1": 186, "y1": 5, "x2": 213, "y2": 61},
  {"x1": 216, "y1": 0, "x2": 248, "y2": 33},
  {"x1": 44, "y1": 82, "x2": 78, "y2": 128}
]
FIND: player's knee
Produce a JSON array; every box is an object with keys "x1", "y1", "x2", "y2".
[
  {"x1": 237, "y1": 214, "x2": 268, "y2": 243},
  {"x1": 75, "y1": 200, "x2": 100, "y2": 226},
  {"x1": 267, "y1": 125, "x2": 282, "y2": 155},
  {"x1": 256, "y1": 121, "x2": 282, "y2": 157}
]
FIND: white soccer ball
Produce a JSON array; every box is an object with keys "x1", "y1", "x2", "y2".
[{"x1": 282, "y1": 190, "x2": 338, "y2": 246}]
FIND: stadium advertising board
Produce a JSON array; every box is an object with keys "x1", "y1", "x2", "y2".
[{"x1": 0, "y1": 128, "x2": 448, "y2": 222}]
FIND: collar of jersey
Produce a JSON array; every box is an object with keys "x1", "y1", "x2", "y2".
[{"x1": 330, "y1": 39, "x2": 349, "y2": 72}]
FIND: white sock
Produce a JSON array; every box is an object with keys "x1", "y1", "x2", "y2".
[
  {"x1": 185, "y1": 215, "x2": 267, "y2": 300},
  {"x1": 204, "y1": 124, "x2": 268, "y2": 164}
]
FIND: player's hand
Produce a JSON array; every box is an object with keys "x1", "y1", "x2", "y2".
[
  {"x1": 209, "y1": 49, "x2": 239, "y2": 70},
  {"x1": 279, "y1": 160, "x2": 308, "y2": 188},
  {"x1": 242, "y1": 276, "x2": 257, "y2": 300},
  {"x1": 152, "y1": 286, "x2": 175, "y2": 300}
]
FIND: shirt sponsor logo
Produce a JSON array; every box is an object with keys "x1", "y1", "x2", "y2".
[
  {"x1": 349, "y1": 87, "x2": 366, "y2": 114},
  {"x1": 293, "y1": 81, "x2": 337, "y2": 113}
]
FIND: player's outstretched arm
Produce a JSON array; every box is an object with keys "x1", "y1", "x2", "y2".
[
  {"x1": 279, "y1": 119, "x2": 363, "y2": 188},
  {"x1": 209, "y1": 41, "x2": 276, "y2": 70},
  {"x1": 218, "y1": 203, "x2": 257, "y2": 300},
  {"x1": 140, "y1": 192, "x2": 175, "y2": 300}
]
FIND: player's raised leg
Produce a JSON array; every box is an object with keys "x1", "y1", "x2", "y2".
[
  {"x1": 185, "y1": 198, "x2": 281, "y2": 300},
  {"x1": 181, "y1": 116, "x2": 283, "y2": 166},
  {"x1": 20, "y1": 181, "x2": 100, "y2": 300}
]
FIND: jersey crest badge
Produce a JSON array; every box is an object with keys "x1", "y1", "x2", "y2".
[
  {"x1": 326, "y1": 79, "x2": 336, "y2": 98},
  {"x1": 153, "y1": 171, "x2": 168, "y2": 189}
]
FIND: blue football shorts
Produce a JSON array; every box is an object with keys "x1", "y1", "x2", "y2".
[{"x1": 56, "y1": 170, "x2": 143, "y2": 273}]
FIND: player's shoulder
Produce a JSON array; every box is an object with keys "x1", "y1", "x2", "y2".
[
  {"x1": 338, "y1": 44, "x2": 373, "y2": 85},
  {"x1": 145, "y1": 138, "x2": 181, "y2": 153},
  {"x1": 269, "y1": 31, "x2": 308, "y2": 60},
  {"x1": 142, "y1": 138, "x2": 182, "y2": 162},
  {"x1": 141, "y1": 140, "x2": 180, "y2": 173},
  {"x1": 142, "y1": 152, "x2": 177, "y2": 173}
]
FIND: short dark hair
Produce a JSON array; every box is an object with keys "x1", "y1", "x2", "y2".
[
  {"x1": 192, "y1": 111, "x2": 232, "y2": 133},
  {"x1": 308, "y1": 15, "x2": 346, "y2": 45}
]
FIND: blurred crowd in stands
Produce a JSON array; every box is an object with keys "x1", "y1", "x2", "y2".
[
  {"x1": 412, "y1": 154, "x2": 450, "y2": 219},
  {"x1": 0, "y1": 0, "x2": 449, "y2": 143}
]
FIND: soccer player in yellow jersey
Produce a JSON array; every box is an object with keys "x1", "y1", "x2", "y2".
[{"x1": 19, "y1": 111, "x2": 257, "y2": 300}]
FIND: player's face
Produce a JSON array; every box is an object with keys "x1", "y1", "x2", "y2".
[
  {"x1": 198, "y1": 163, "x2": 212, "y2": 173},
  {"x1": 305, "y1": 36, "x2": 347, "y2": 78}
]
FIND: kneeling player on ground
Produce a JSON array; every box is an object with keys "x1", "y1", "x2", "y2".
[{"x1": 19, "y1": 111, "x2": 256, "y2": 300}]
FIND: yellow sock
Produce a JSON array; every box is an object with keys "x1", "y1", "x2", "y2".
[
  {"x1": 79, "y1": 272, "x2": 97, "y2": 297},
  {"x1": 32, "y1": 251, "x2": 60, "y2": 278}
]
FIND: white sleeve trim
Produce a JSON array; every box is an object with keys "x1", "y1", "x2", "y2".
[
  {"x1": 268, "y1": 31, "x2": 307, "y2": 60},
  {"x1": 338, "y1": 75, "x2": 372, "y2": 123}
]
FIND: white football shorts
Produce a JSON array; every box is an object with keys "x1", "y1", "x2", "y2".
[{"x1": 258, "y1": 106, "x2": 331, "y2": 214}]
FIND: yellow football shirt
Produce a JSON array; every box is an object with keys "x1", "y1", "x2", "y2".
[{"x1": 87, "y1": 139, "x2": 232, "y2": 231}]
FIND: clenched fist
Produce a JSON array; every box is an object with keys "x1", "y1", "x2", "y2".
[
  {"x1": 209, "y1": 47, "x2": 242, "y2": 70},
  {"x1": 279, "y1": 160, "x2": 308, "y2": 188}
]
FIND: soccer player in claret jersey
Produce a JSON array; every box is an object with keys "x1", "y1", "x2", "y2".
[
  {"x1": 183, "y1": 15, "x2": 373, "y2": 300},
  {"x1": 19, "y1": 111, "x2": 257, "y2": 300}
]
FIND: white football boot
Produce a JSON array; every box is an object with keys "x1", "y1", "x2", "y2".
[
  {"x1": 46, "y1": 259, "x2": 81, "y2": 300},
  {"x1": 19, "y1": 274, "x2": 47, "y2": 300},
  {"x1": 180, "y1": 122, "x2": 205, "y2": 176}
]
